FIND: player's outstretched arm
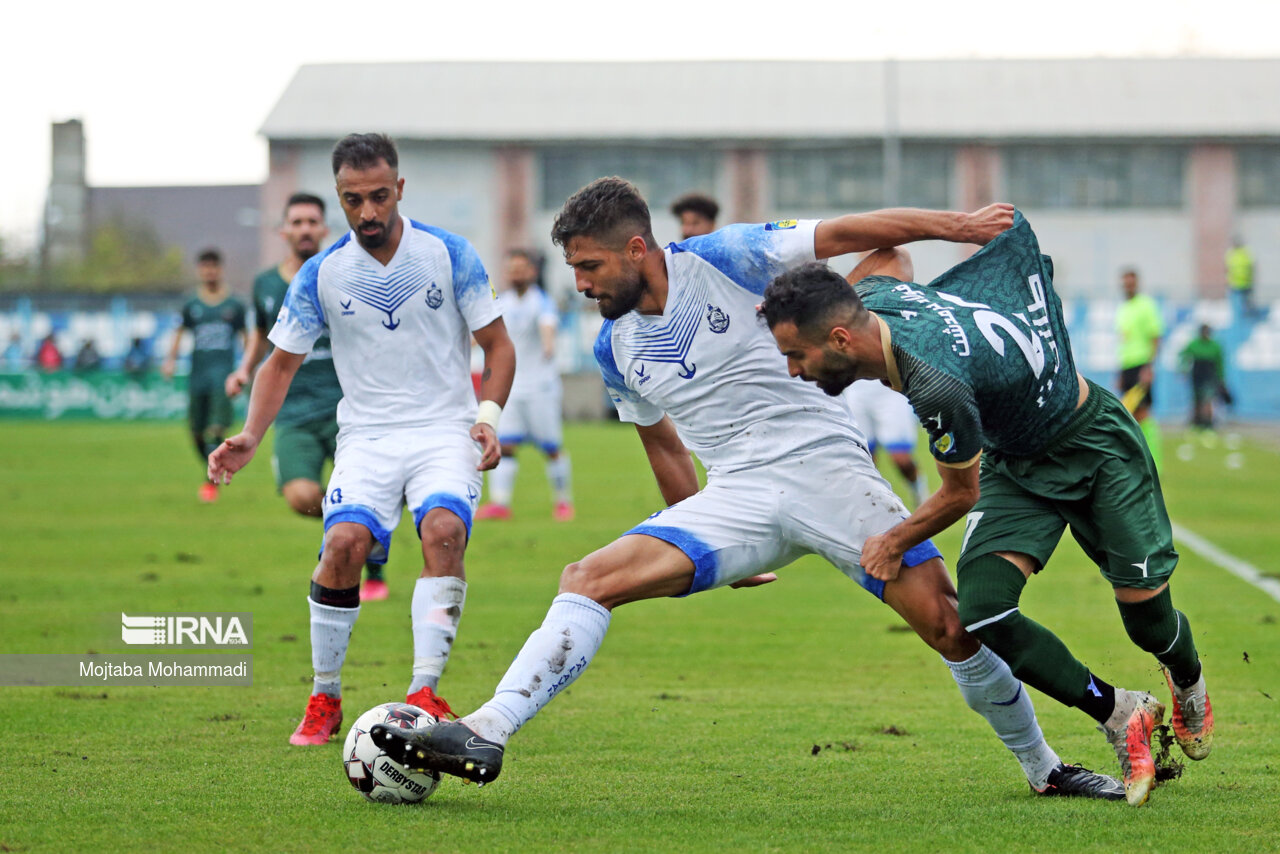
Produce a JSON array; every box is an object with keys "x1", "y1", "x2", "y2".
[
  {"x1": 208, "y1": 348, "x2": 304, "y2": 484},
  {"x1": 814, "y1": 203, "x2": 1014, "y2": 260},
  {"x1": 635, "y1": 416, "x2": 699, "y2": 507},
  {"x1": 860, "y1": 459, "x2": 980, "y2": 582}
]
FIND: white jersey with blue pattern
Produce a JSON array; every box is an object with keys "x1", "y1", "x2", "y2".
[
  {"x1": 594, "y1": 219, "x2": 865, "y2": 475},
  {"x1": 500, "y1": 286, "x2": 560, "y2": 400},
  {"x1": 269, "y1": 216, "x2": 500, "y2": 435}
]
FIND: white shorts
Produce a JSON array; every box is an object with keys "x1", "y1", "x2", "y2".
[
  {"x1": 322, "y1": 428, "x2": 482, "y2": 565},
  {"x1": 843, "y1": 380, "x2": 919, "y2": 454},
  {"x1": 626, "y1": 439, "x2": 942, "y2": 598},
  {"x1": 499, "y1": 394, "x2": 563, "y2": 453}
]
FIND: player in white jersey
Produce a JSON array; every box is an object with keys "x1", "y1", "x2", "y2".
[
  {"x1": 208, "y1": 134, "x2": 515, "y2": 746},
  {"x1": 373, "y1": 178, "x2": 1123, "y2": 801},
  {"x1": 842, "y1": 378, "x2": 929, "y2": 508},
  {"x1": 475, "y1": 249, "x2": 574, "y2": 522}
]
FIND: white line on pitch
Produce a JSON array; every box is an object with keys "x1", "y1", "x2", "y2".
[{"x1": 1172, "y1": 522, "x2": 1280, "y2": 604}]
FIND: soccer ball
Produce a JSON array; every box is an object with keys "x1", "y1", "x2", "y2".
[{"x1": 342, "y1": 703, "x2": 441, "y2": 804}]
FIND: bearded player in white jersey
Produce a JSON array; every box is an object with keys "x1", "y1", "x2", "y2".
[
  {"x1": 208, "y1": 133, "x2": 515, "y2": 745},
  {"x1": 373, "y1": 178, "x2": 1123, "y2": 801}
]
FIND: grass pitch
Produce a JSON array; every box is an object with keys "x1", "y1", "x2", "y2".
[{"x1": 0, "y1": 420, "x2": 1278, "y2": 853}]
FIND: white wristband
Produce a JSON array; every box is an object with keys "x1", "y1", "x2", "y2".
[{"x1": 475, "y1": 400, "x2": 502, "y2": 431}]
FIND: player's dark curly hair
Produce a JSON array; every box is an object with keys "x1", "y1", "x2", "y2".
[
  {"x1": 196, "y1": 248, "x2": 222, "y2": 265},
  {"x1": 758, "y1": 262, "x2": 867, "y2": 336},
  {"x1": 331, "y1": 133, "x2": 398, "y2": 175},
  {"x1": 670, "y1": 192, "x2": 719, "y2": 222},
  {"x1": 284, "y1": 191, "x2": 326, "y2": 216},
  {"x1": 551, "y1": 177, "x2": 657, "y2": 251}
]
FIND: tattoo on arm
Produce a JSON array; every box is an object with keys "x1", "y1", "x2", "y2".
[{"x1": 482, "y1": 368, "x2": 492, "y2": 381}]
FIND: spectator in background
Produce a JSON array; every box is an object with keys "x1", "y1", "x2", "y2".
[
  {"x1": 1179, "y1": 324, "x2": 1230, "y2": 430},
  {"x1": 3, "y1": 333, "x2": 24, "y2": 370},
  {"x1": 670, "y1": 192, "x2": 719, "y2": 239},
  {"x1": 1225, "y1": 236, "x2": 1256, "y2": 320},
  {"x1": 35, "y1": 333, "x2": 63, "y2": 372},
  {"x1": 73, "y1": 339, "x2": 102, "y2": 373},
  {"x1": 1116, "y1": 268, "x2": 1163, "y2": 469},
  {"x1": 124, "y1": 337, "x2": 152, "y2": 378}
]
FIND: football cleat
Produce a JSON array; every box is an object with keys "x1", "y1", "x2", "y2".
[
  {"x1": 1033, "y1": 763, "x2": 1126, "y2": 801},
  {"x1": 406, "y1": 685, "x2": 457, "y2": 720},
  {"x1": 553, "y1": 501, "x2": 576, "y2": 522},
  {"x1": 475, "y1": 504, "x2": 512, "y2": 521},
  {"x1": 289, "y1": 693, "x2": 342, "y2": 746},
  {"x1": 360, "y1": 579, "x2": 389, "y2": 602},
  {"x1": 198, "y1": 481, "x2": 219, "y2": 503},
  {"x1": 1163, "y1": 667, "x2": 1214, "y2": 760},
  {"x1": 370, "y1": 720, "x2": 504, "y2": 784},
  {"x1": 1099, "y1": 691, "x2": 1165, "y2": 806}
]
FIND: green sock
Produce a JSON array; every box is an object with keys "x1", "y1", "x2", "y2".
[
  {"x1": 364, "y1": 562, "x2": 384, "y2": 582},
  {"x1": 1117, "y1": 588, "x2": 1201, "y2": 688},
  {"x1": 958, "y1": 554, "x2": 1096, "y2": 709}
]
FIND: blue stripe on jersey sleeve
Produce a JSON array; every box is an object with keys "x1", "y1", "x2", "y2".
[
  {"x1": 669, "y1": 223, "x2": 788, "y2": 296},
  {"x1": 411, "y1": 220, "x2": 492, "y2": 304},
  {"x1": 593, "y1": 319, "x2": 629, "y2": 398},
  {"x1": 281, "y1": 234, "x2": 348, "y2": 335}
]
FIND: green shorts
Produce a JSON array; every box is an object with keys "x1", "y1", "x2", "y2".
[
  {"x1": 271, "y1": 417, "x2": 339, "y2": 491},
  {"x1": 188, "y1": 388, "x2": 233, "y2": 434},
  {"x1": 958, "y1": 380, "x2": 1176, "y2": 590}
]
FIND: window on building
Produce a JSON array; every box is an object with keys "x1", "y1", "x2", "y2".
[
  {"x1": 1005, "y1": 145, "x2": 1185, "y2": 209},
  {"x1": 539, "y1": 147, "x2": 719, "y2": 213},
  {"x1": 769, "y1": 144, "x2": 951, "y2": 210},
  {"x1": 1238, "y1": 145, "x2": 1280, "y2": 208}
]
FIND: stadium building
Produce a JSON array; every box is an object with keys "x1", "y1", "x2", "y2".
[
  {"x1": 260, "y1": 58, "x2": 1280, "y2": 303},
  {"x1": 8, "y1": 58, "x2": 1280, "y2": 420}
]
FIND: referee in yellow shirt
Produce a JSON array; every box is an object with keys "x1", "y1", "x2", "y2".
[{"x1": 1116, "y1": 268, "x2": 1163, "y2": 468}]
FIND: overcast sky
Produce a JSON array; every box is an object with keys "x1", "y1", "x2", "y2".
[{"x1": 3, "y1": 0, "x2": 1276, "y2": 251}]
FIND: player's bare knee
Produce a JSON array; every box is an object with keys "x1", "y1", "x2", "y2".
[
  {"x1": 419, "y1": 512, "x2": 467, "y2": 553},
  {"x1": 283, "y1": 481, "x2": 323, "y2": 517},
  {"x1": 558, "y1": 558, "x2": 617, "y2": 606},
  {"x1": 321, "y1": 528, "x2": 370, "y2": 573}
]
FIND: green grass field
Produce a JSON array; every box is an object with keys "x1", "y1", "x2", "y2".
[{"x1": 1, "y1": 421, "x2": 1278, "y2": 853}]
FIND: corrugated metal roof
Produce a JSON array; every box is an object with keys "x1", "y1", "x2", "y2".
[{"x1": 261, "y1": 58, "x2": 1280, "y2": 141}]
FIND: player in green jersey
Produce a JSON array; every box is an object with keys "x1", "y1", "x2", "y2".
[
  {"x1": 760, "y1": 210, "x2": 1213, "y2": 807},
  {"x1": 163, "y1": 248, "x2": 246, "y2": 502},
  {"x1": 1179, "y1": 324, "x2": 1229, "y2": 429},
  {"x1": 225, "y1": 192, "x2": 389, "y2": 601}
]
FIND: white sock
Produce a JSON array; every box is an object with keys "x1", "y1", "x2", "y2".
[
  {"x1": 408, "y1": 576, "x2": 467, "y2": 695},
  {"x1": 463, "y1": 593, "x2": 611, "y2": 744},
  {"x1": 546, "y1": 454, "x2": 572, "y2": 503},
  {"x1": 309, "y1": 597, "x2": 360, "y2": 697},
  {"x1": 488, "y1": 456, "x2": 517, "y2": 506},
  {"x1": 944, "y1": 645, "x2": 1060, "y2": 789}
]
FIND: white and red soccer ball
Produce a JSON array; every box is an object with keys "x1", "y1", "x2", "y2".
[{"x1": 342, "y1": 702, "x2": 440, "y2": 804}]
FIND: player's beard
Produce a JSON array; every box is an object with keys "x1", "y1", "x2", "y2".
[
  {"x1": 594, "y1": 268, "x2": 646, "y2": 320},
  {"x1": 294, "y1": 238, "x2": 320, "y2": 261},
  {"x1": 811, "y1": 349, "x2": 860, "y2": 396},
  {"x1": 355, "y1": 220, "x2": 390, "y2": 250}
]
